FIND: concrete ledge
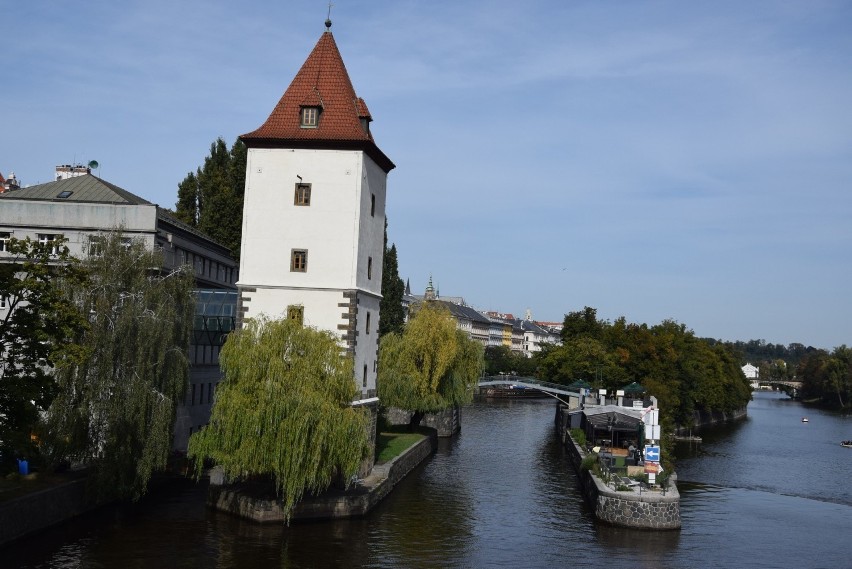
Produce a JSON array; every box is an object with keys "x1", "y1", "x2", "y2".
[
  {"x1": 0, "y1": 474, "x2": 100, "y2": 547},
  {"x1": 208, "y1": 430, "x2": 438, "y2": 523}
]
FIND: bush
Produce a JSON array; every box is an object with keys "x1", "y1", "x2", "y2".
[
  {"x1": 580, "y1": 454, "x2": 598, "y2": 471},
  {"x1": 569, "y1": 428, "x2": 586, "y2": 447}
]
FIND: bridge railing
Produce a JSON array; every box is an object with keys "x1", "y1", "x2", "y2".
[{"x1": 479, "y1": 375, "x2": 577, "y2": 394}]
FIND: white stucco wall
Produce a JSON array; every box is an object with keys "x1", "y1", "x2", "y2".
[
  {"x1": 240, "y1": 148, "x2": 385, "y2": 291},
  {"x1": 238, "y1": 147, "x2": 387, "y2": 396},
  {"x1": 0, "y1": 201, "x2": 158, "y2": 258}
]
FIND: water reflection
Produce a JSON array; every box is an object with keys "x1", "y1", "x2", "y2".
[{"x1": 4, "y1": 393, "x2": 852, "y2": 568}]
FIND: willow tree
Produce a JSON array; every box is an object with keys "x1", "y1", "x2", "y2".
[
  {"x1": 378, "y1": 303, "x2": 484, "y2": 429},
  {"x1": 188, "y1": 317, "x2": 371, "y2": 521},
  {"x1": 44, "y1": 233, "x2": 195, "y2": 500}
]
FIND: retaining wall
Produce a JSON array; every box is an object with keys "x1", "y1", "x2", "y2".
[
  {"x1": 556, "y1": 405, "x2": 681, "y2": 530},
  {"x1": 0, "y1": 476, "x2": 99, "y2": 547},
  {"x1": 676, "y1": 406, "x2": 747, "y2": 434},
  {"x1": 384, "y1": 406, "x2": 460, "y2": 437},
  {"x1": 208, "y1": 430, "x2": 438, "y2": 522}
]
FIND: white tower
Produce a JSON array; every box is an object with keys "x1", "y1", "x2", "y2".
[{"x1": 238, "y1": 22, "x2": 394, "y2": 401}]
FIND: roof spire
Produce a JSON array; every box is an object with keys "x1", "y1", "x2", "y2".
[{"x1": 325, "y1": 2, "x2": 333, "y2": 31}]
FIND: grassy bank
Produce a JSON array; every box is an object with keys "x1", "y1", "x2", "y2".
[{"x1": 375, "y1": 431, "x2": 425, "y2": 464}]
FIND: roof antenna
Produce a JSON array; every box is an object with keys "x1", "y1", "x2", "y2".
[{"x1": 325, "y1": 2, "x2": 333, "y2": 30}]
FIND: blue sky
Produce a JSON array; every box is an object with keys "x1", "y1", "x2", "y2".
[{"x1": 3, "y1": 1, "x2": 851, "y2": 349}]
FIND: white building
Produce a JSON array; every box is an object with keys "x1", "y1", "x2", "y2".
[
  {"x1": 0, "y1": 171, "x2": 239, "y2": 450},
  {"x1": 237, "y1": 23, "x2": 394, "y2": 401},
  {"x1": 742, "y1": 363, "x2": 759, "y2": 379}
]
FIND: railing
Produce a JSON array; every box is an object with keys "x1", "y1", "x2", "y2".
[{"x1": 479, "y1": 375, "x2": 580, "y2": 396}]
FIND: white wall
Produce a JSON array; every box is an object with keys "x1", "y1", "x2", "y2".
[{"x1": 239, "y1": 147, "x2": 387, "y2": 396}]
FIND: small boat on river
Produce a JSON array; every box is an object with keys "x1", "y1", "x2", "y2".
[
  {"x1": 841, "y1": 441, "x2": 852, "y2": 448},
  {"x1": 801, "y1": 417, "x2": 809, "y2": 423}
]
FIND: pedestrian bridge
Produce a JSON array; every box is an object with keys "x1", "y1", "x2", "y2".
[{"x1": 478, "y1": 375, "x2": 581, "y2": 399}]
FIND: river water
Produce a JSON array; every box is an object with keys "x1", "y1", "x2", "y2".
[{"x1": 4, "y1": 391, "x2": 851, "y2": 568}]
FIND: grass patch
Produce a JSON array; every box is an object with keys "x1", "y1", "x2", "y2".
[{"x1": 375, "y1": 432, "x2": 424, "y2": 464}]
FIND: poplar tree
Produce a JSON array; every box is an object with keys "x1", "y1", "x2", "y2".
[
  {"x1": 175, "y1": 137, "x2": 247, "y2": 259},
  {"x1": 187, "y1": 317, "x2": 371, "y2": 522},
  {"x1": 380, "y1": 243, "x2": 405, "y2": 337},
  {"x1": 378, "y1": 303, "x2": 484, "y2": 429},
  {"x1": 44, "y1": 233, "x2": 195, "y2": 500}
]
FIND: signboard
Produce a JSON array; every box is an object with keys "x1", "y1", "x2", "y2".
[
  {"x1": 643, "y1": 409, "x2": 659, "y2": 426},
  {"x1": 632, "y1": 400, "x2": 643, "y2": 408},
  {"x1": 644, "y1": 445, "x2": 660, "y2": 462},
  {"x1": 644, "y1": 461, "x2": 660, "y2": 474},
  {"x1": 645, "y1": 425, "x2": 661, "y2": 441}
]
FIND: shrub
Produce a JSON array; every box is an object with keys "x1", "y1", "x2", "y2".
[
  {"x1": 569, "y1": 428, "x2": 587, "y2": 447},
  {"x1": 580, "y1": 454, "x2": 598, "y2": 471}
]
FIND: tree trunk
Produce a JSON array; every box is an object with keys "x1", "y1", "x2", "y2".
[{"x1": 409, "y1": 410, "x2": 424, "y2": 431}]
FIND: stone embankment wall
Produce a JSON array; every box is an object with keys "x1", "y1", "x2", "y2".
[
  {"x1": 384, "y1": 406, "x2": 460, "y2": 437},
  {"x1": 0, "y1": 476, "x2": 98, "y2": 547},
  {"x1": 676, "y1": 406, "x2": 747, "y2": 434},
  {"x1": 209, "y1": 430, "x2": 438, "y2": 522},
  {"x1": 556, "y1": 405, "x2": 681, "y2": 530}
]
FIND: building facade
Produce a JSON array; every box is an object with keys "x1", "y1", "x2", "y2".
[
  {"x1": 0, "y1": 171, "x2": 239, "y2": 450},
  {"x1": 236, "y1": 24, "x2": 394, "y2": 401}
]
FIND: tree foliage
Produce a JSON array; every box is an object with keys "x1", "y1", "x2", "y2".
[
  {"x1": 0, "y1": 237, "x2": 87, "y2": 465},
  {"x1": 798, "y1": 346, "x2": 851, "y2": 408},
  {"x1": 379, "y1": 240, "x2": 405, "y2": 337},
  {"x1": 187, "y1": 317, "x2": 371, "y2": 521},
  {"x1": 378, "y1": 303, "x2": 484, "y2": 427},
  {"x1": 175, "y1": 137, "x2": 247, "y2": 259},
  {"x1": 483, "y1": 345, "x2": 536, "y2": 376},
  {"x1": 44, "y1": 233, "x2": 196, "y2": 500},
  {"x1": 533, "y1": 308, "x2": 751, "y2": 427}
]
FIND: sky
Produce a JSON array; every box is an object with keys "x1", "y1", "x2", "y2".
[{"x1": 2, "y1": 1, "x2": 851, "y2": 350}]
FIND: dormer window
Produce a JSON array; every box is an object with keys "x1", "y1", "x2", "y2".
[
  {"x1": 56, "y1": 190, "x2": 73, "y2": 199},
  {"x1": 300, "y1": 107, "x2": 320, "y2": 128}
]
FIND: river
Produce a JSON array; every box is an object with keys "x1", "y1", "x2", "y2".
[{"x1": 3, "y1": 391, "x2": 851, "y2": 568}]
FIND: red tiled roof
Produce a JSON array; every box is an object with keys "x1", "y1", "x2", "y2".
[
  {"x1": 0, "y1": 171, "x2": 5, "y2": 184},
  {"x1": 241, "y1": 31, "x2": 394, "y2": 172}
]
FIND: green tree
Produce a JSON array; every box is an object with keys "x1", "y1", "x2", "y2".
[
  {"x1": 378, "y1": 303, "x2": 484, "y2": 429},
  {"x1": 175, "y1": 171, "x2": 199, "y2": 226},
  {"x1": 561, "y1": 306, "x2": 605, "y2": 343},
  {"x1": 175, "y1": 137, "x2": 247, "y2": 259},
  {"x1": 799, "y1": 346, "x2": 851, "y2": 408},
  {"x1": 379, "y1": 241, "x2": 405, "y2": 337},
  {"x1": 187, "y1": 317, "x2": 371, "y2": 521},
  {"x1": 0, "y1": 237, "x2": 87, "y2": 467},
  {"x1": 44, "y1": 233, "x2": 196, "y2": 500}
]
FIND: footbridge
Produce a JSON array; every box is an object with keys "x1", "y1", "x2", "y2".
[
  {"x1": 752, "y1": 379, "x2": 803, "y2": 398},
  {"x1": 478, "y1": 375, "x2": 581, "y2": 401}
]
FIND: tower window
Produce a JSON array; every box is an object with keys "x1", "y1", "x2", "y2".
[
  {"x1": 294, "y1": 183, "x2": 311, "y2": 206},
  {"x1": 366, "y1": 312, "x2": 371, "y2": 334},
  {"x1": 301, "y1": 107, "x2": 319, "y2": 128},
  {"x1": 367, "y1": 256, "x2": 373, "y2": 280},
  {"x1": 0, "y1": 232, "x2": 10, "y2": 252},
  {"x1": 287, "y1": 304, "x2": 304, "y2": 325},
  {"x1": 291, "y1": 249, "x2": 308, "y2": 272},
  {"x1": 363, "y1": 364, "x2": 368, "y2": 387},
  {"x1": 371, "y1": 194, "x2": 376, "y2": 217}
]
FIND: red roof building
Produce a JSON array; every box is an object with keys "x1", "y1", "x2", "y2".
[{"x1": 241, "y1": 26, "x2": 394, "y2": 173}]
